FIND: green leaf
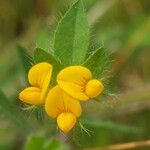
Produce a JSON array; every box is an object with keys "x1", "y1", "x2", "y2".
[
  {"x1": 17, "y1": 45, "x2": 33, "y2": 74},
  {"x1": 34, "y1": 48, "x2": 63, "y2": 85},
  {"x1": 0, "y1": 90, "x2": 31, "y2": 134},
  {"x1": 34, "y1": 48, "x2": 62, "y2": 66},
  {"x1": 36, "y1": 28, "x2": 54, "y2": 53},
  {"x1": 24, "y1": 136, "x2": 45, "y2": 150},
  {"x1": 54, "y1": 0, "x2": 89, "y2": 65},
  {"x1": 83, "y1": 47, "x2": 110, "y2": 78}
]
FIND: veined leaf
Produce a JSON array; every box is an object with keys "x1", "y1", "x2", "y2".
[
  {"x1": 34, "y1": 48, "x2": 63, "y2": 85},
  {"x1": 36, "y1": 28, "x2": 54, "y2": 53},
  {"x1": 54, "y1": 0, "x2": 89, "y2": 65},
  {"x1": 17, "y1": 45, "x2": 33, "y2": 74},
  {"x1": 0, "y1": 90, "x2": 31, "y2": 134},
  {"x1": 83, "y1": 47, "x2": 110, "y2": 78},
  {"x1": 34, "y1": 48, "x2": 62, "y2": 66}
]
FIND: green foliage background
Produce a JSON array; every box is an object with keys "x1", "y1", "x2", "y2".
[{"x1": 0, "y1": 0, "x2": 150, "y2": 149}]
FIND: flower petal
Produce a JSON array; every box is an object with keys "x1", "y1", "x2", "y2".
[
  {"x1": 57, "y1": 66, "x2": 92, "y2": 100},
  {"x1": 45, "y1": 86, "x2": 82, "y2": 118},
  {"x1": 19, "y1": 87, "x2": 43, "y2": 105},
  {"x1": 63, "y1": 90, "x2": 82, "y2": 117},
  {"x1": 57, "y1": 112, "x2": 76, "y2": 133},
  {"x1": 40, "y1": 69, "x2": 52, "y2": 102},
  {"x1": 45, "y1": 86, "x2": 64, "y2": 118},
  {"x1": 28, "y1": 62, "x2": 52, "y2": 88},
  {"x1": 58, "y1": 81, "x2": 89, "y2": 100},
  {"x1": 85, "y1": 79, "x2": 104, "y2": 98}
]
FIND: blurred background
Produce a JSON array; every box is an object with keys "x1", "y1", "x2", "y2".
[{"x1": 0, "y1": 0, "x2": 150, "y2": 149}]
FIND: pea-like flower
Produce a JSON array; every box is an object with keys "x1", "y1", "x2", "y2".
[
  {"x1": 19, "y1": 63, "x2": 104, "y2": 133},
  {"x1": 45, "y1": 85, "x2": 82, "y2": 133},
  {"x1": 19, "y1": 62, "x2": 52, "y2": 105},
  {"x1": 57, "y1": 66, "x2": 104, "y2": 101}
]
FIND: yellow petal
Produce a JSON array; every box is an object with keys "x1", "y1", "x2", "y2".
[
  {"x1": 40, "y1": 69, "x2": 52, "y2": 102},
  {"x1": 19, "y1": 87, "x2": 43, "y2": 105},
  {"x1": 45, "y1": 86, "x2": 64, "y2": 118},
  {"x1": 28, "y1": 62, "x2": 52, "y2": 88},
  {"x1": 45, "y1": 86, "x2": 82, "y2": 118},
  {"x1": 57, "y1": 112, "x2": 76, "y2": 133},
  {"x1": 63, "y1": 90, "x2": 82, "y2": 117},
  {"x1": 85, "y1": 79, "x2": 104, "y2": 98},
  {"x1": 57, "y1": 66, "x2": 92, "y2": 84},
  {"x1": 57, "y1": 66, "x2": 92, "y2": 100},
  {"x1": 58, "y1": 81, "x2": 88, "y2": 100}
]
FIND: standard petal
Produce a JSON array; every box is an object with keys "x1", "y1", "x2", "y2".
[
  {"x1": 28, "y1": 62, "x2": 52, "y2": 88},
  {"x1": 45, "y1": 86, "x2": 82, "y2": 118},
  {"x1": 57, "y1": 112, "x2": 76, "y2": 133},
  {"x1": 57, "y1": 66, "x2": 92, "y2": 100},
  {"x1": 19, "y1": 87, "x2": 43, "y2": 105},
  {"x1": 57, "y1": 66, "x2": 92, "y2": 85}
]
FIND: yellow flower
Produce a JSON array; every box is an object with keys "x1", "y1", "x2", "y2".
[
  {"x1": 19, "y1": 63, "x2": 103, "y2": 133},
  {"x1": 57, "y1": 66, "x2": 104, "y2": 101},
  {"x1": 45, "y1": 85, "x2": 82, "y2": 133},
  {"x1": 19, "y1": 62, "x2": 52, "y2": 105}
]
